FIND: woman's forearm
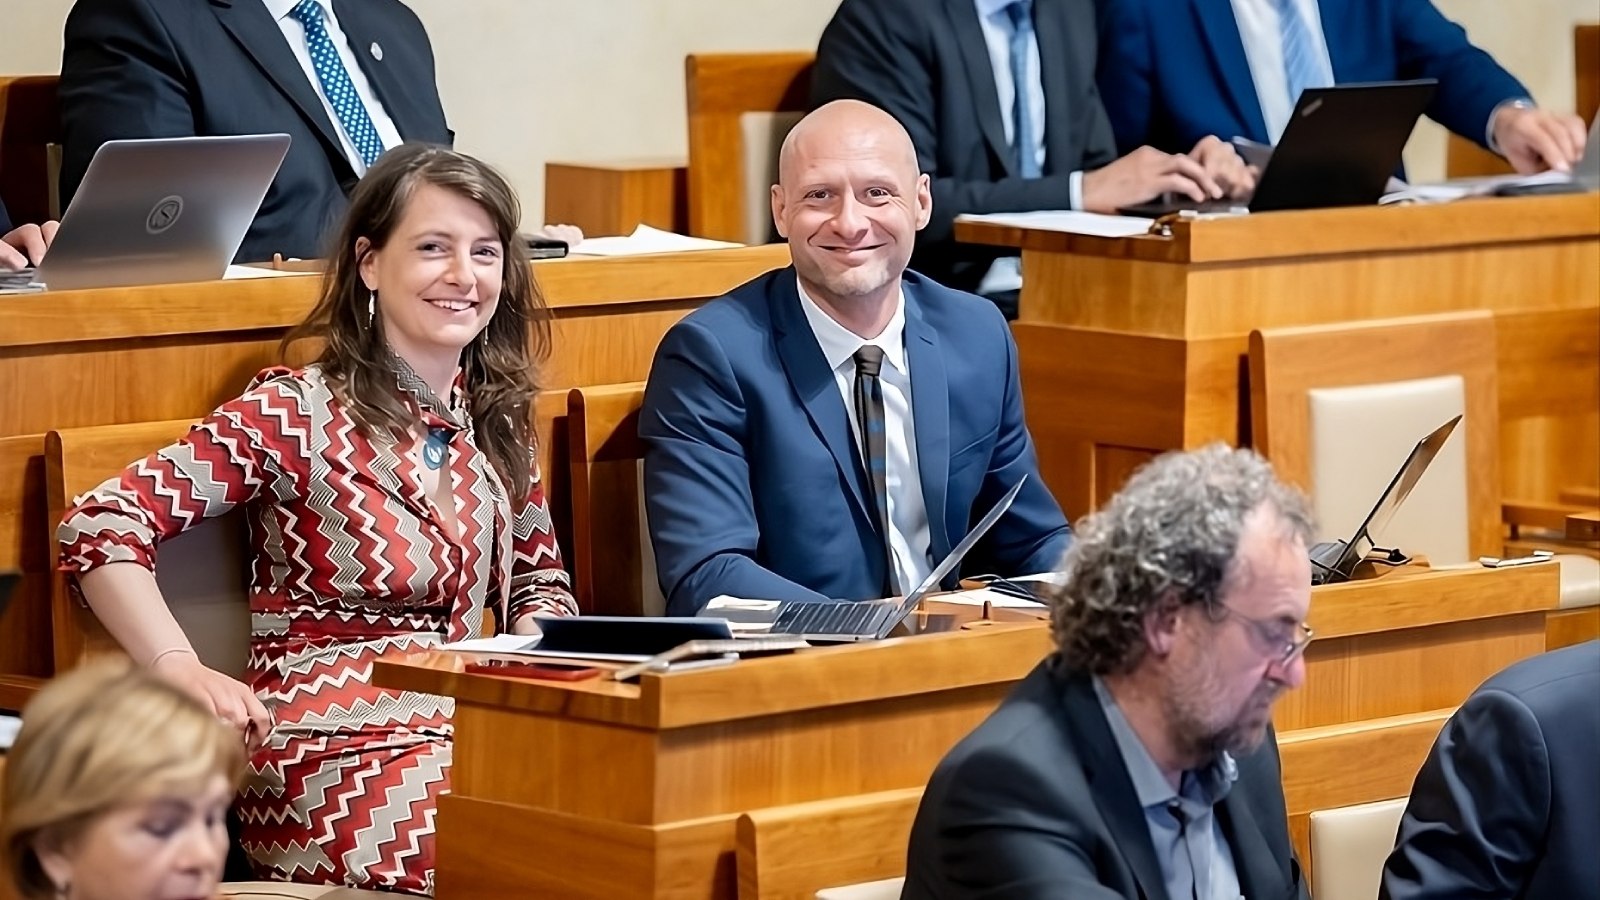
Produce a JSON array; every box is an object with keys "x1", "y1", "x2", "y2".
[{"x1": 77, "y1": 562, "x2": 196, "y2": 666}]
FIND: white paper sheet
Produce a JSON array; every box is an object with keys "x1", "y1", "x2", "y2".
[
  {"x1": 223, "y1": 264, "x2": 317, "y2": 279},
  {"x1": 569, "y1": 224, "x2": 744, "y2": 257},
  {"x1": 956, "y1": 210, "x2": 1155, "y2": 238},
  {"x1": 930, "y1": 588, "x2": 1048, "y2": 609}
]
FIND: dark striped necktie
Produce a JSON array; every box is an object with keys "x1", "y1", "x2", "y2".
[{"x1": 852, "y1": 345, "x2": 896, "y2": 595}]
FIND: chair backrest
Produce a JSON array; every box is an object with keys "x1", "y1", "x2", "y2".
[
  {"x1": 736, "y1": 787, "x2": 921, "y2": 900},
  {"x1": 685, "y1": 52, "x2": 815, "y2": 244},
  {"x1": 1579, "y1": 23, "x2": 1600, "y2": 125},
  {"x1": 815, "y1": 879, "x2": 906, "y2": 900},
  {"x1": 567, "y1": 382, "x2": 663, "y2": 617},
  {"x1": 0, "y1": 75, "x2": 62, "y2": 224},
  {"x1": 1249, "y1": 311, "x2": 1501, "y2": 563},
  {"x1": 1308, "y1": 797, "x2": 1408, "y2": 900},
  {"x1": 45, "y1": 419, "x2": 250, "y2": 676}
]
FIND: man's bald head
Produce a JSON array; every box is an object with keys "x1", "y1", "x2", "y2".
[{"x1": 777, "y1": 100, "x2": 921, "y2": 188}]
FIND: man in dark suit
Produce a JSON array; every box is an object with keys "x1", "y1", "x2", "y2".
[
  {"x1": 640, "y1": 100, "x2": 1070, "y2": 616},
  {"x1": 58, "y1": 0, "x2": 453, "y2": 263},
  {"x1": 903, "y1": 445, "x2": 1314, "y2": 899},
  {"x1": 811, "y1": 0, "x2": 1253, "y2": 303},
  {"x1": 1381, "y1": 640, "x2": 1600, "y2": 899},
  {"x1": 0, "y1": 198, "x2": 58, "y2": 270},
  {"x1": 1096, "y1": 0, "x2": 1588, "y2": 173}
]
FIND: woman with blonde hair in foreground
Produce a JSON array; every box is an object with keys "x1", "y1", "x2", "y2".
[{"x1": 2, "y1": 660, "x2": 243, "y2": 900}]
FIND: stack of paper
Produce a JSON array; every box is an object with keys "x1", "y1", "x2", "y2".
[
  {"x1": 570, "y1": 224, "x2": 744, "y2": 257},
  {"x1": 955, "y1": 210, "x2": 1155, "y2": 238}
]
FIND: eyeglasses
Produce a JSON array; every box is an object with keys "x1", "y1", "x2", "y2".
[{"x1": 1213, "y1": 604, "x2": 1314, "y2": 668}]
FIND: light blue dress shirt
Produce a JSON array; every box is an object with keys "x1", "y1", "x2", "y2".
[{"x1": 1095, "y1": 677, "x2": 1245, "y2": 900}]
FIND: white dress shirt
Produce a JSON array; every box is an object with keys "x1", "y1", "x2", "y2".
[
  {"x1": 1228, "y1": 0, "x2": 1335, "y2": 143},
  {"x1": 796, "y1": 277, "x2": 934, "y2": 594},
  {"x1": 263, "y1": 0, "x2": 403, "y2": 176},
  {"x1": 972, "y1": 0, "x2": 1083, "y2": 295}
]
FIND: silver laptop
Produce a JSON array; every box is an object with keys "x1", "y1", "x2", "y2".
[
  {"x1": 31, "y1": 134, "x2": 290, "y2": 291},
  {"x1": 712, "y1": 476, "x2": 1029, "y2": 642}
]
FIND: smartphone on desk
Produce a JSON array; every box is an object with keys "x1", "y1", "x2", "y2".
[{"x1": 463, "y1": 659, "x2": 602, "y2": 681}]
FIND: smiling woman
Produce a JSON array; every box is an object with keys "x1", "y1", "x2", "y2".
[{"x1": 54, "y1": 144, "x2": 578, "y2": 896}]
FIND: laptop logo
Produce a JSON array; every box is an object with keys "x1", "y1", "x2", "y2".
[
  {"x1": 146, "y1": 196, "x2": 184, "y2": 234},
  {"x1": 1300, "y1": 97, "x2": 1324, "y2": 117}
]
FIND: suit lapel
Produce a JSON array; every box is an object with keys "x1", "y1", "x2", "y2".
[
  {"x1": 1217, "y1": 783, "x2": 1289, "y2": 898},
  {"x1": 768, "y1": 273, "x2": 876, "y2": 529},
  {"x1": 943, "y1": 0, "x2": 1016, "y2": 177},
  {"x1": 209, "y1": 0, "x2": 354, "y2": 179},
  {"x1": 903, "y1": 284, "x2": 951, "y2": 566},
  {"x1": 332, "y1": 0, "x2": 420, "y2": 139},
  {"x1": 1061, "y1": 676, "x2": 1174, "y2": 900},
  {"x1": 1191, "y1": 0, "x2": 1269, "y2": 142},
  {"x1": 1032, "y1": 0, "x2": 1076, "y2": 176}
]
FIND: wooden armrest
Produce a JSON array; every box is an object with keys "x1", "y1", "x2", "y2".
[{"x1": 1503, "y1": 499, "x2": 1585, "y2": 532}]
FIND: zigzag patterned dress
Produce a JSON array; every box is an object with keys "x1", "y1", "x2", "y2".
[{"x1": 58, "y1": 366, "x2": 577, "y2": 895}]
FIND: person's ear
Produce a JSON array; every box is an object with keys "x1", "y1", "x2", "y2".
[
  {"x1": 913, "y1": 173, "x2": 932, "y2": 231},
  {"x1": 33, "y1": 831, "x2": 76, "y2": 898},
  {"x1": 770, "y1": 185, "x2": 789, "y2": 239},
  {"x1": 355, "y1": 237, "x2": 378, "y2": 292},
  {"x1": 1142, "y1": 594, "x2": 1184, "y2": 659}
]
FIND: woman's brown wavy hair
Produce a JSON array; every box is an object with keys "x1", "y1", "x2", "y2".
[{"x1": 283, "y1": 143, "x2": 549, "y2": 505}]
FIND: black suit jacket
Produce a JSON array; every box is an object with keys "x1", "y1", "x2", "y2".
[
  {"x1": 1381, "y1": 640, "x2": 1600, "y2": 900},
  {"x1": 59, "y1": 0, "x2": 452, "y2": 263},
  {"x1": 0, "y1": 198, "x2": 11, "y2": 234},
  {"x1": 812, "y1": 0, "x2": 1118, "y2": 293},
  {"x1": 902, "y1": 661, "x2": 1308, "y2": 900}
]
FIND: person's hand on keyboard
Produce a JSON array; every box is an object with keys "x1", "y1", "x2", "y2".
[{"x1": 1, "y1": 220, "x2": 58, "y2": 270}]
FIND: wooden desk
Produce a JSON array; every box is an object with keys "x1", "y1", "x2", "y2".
[
  {"x1": 0, "y1": 246, "x2": 789, "y2": 706},
  {"x1": 545, "y1": 157, "x2": 688, "y2": 237},
  {"x1": 956, "y1": 195, "x2": 1600, "y2": 518},
  {"x1": 374, "y1": 563, "x2": 1557, "y2": 899}
]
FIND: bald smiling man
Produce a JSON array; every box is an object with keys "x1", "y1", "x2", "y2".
[{"x1": 639, "y1": 100, "x2": 1071, "y2": 615}]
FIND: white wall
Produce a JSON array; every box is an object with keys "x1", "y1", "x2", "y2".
[{"x1": 1, "y1": 0, "x2": 1592, "y2": 224}]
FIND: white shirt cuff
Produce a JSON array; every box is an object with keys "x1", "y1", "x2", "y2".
[{"x1": 1069, "y1": 170, "x2": 1084, "y2": 211}]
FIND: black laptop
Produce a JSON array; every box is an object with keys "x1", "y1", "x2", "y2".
[
  {"x1": 1120, "y1": 80, "x2": 1438, "y2": 218},
  {"x1": 1309, "y1": 415, "x2": 1460, "y2": 585}
]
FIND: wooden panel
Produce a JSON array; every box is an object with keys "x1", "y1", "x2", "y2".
[
  {"x1": 568, "y1": 383, "x2": 650, "y2": 617},
  {"x1": 1249, "y1": 312, "x2": 1504, "y2": 561},
  {"x1": 0, "y1": 434, "x2": 51, "y2": 682},
  {"x1": 545, "y1": 158, "x2": 687, "y2": 238},
  {"x1": 435, "y1": 794, "x2": 739, "y2": 900},
  {"x1": 736, "y1": 789, "x2": 920, "y2": 900},
  {"x1": 1496, "y1": 307, "x2": 1600, "y2": 501},
  {"x1": 960, "y1": 193, "x2": 1600, "y2": 265},
  {"x1": 1547, "y1": 606, "x2": 1600, "y2": 649},
  {"x1": 685, "y1": 53, "x2": 815, "y2": 242},
  {"x1": 0, "y1": 75, "x2": 61, "y2": 225}
]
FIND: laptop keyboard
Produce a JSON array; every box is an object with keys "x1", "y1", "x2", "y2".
[{"x1": 773, "y1": 602, "x2": 891, "y2": 637}]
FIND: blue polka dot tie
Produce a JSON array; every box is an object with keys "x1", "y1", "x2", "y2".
[{"x1": 289, "y1": 0, "x2": 386, "y2": 168}]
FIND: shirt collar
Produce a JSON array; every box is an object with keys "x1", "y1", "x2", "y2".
[
  {"x1": 1092, "y1": 676, "x2": 1238, "y2": 812},
  {"x1": 264, "y1": 0, "x2": 326, "y2": 22},
  {"x1": 795, "y1": 275, "x2": 908, "y2": 376},
  {"x1": 973, "y1": 0, "x2": 1018, "y2": 20}
]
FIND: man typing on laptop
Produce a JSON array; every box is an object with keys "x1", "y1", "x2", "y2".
[{"x1": 639, "y1": 100, "x2": 1071, "y2": 617}]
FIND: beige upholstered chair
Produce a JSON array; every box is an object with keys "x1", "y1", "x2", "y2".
[
  {"x1": 1309, "y1": 797, "x2": 1408, "y2": 900},
  {"x1": 685, "y1": 52, "x2": 814, "y2": 244},
  {"x1": 45, "y1": 419, "x2": 251, "y2": 675},
  {"x1": 816, "y1": 877, "x2": 907, "y2": 900},
  {"x1": 1250, "y1": 312, "x2": 1600, "y2": 610}
]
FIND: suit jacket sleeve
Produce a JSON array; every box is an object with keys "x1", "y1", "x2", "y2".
[
  {"x1": 59, "y1": 0, "x2": 199, "y2": 205},
  {"x1": 975, "y1": 313, "x2": 1072, "y2": 576},
  {"x1": 1380, "y1": 688, "x2": 1551, "y2": 899},
  {"x1": 811, "y1": 0, "x2": 1077, "y2": 249},
  {"x1": 1391, "y1": 0, "x2": 1529, "y2": 147},
  {"x1": 917, "y1": 744, "x2": 1128, "y2": 898},
  {"x1": 1095, "y1": 0, "x2": 1157, "y2": 156},
  {"x1": 640, "y1": 319, "x2": 834, "y2": 613},
  {"x1": 0, "y1": 197, "x2": 12, "y2": 234}
]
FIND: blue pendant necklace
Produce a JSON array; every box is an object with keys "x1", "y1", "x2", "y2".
[{"x1": 423, "y1": 427, "x2": 451, "y2": 469}]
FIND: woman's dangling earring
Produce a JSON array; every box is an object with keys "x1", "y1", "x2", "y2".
[{"x1": 367, "y1": 290, "x2": 377, "y2": 326}]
